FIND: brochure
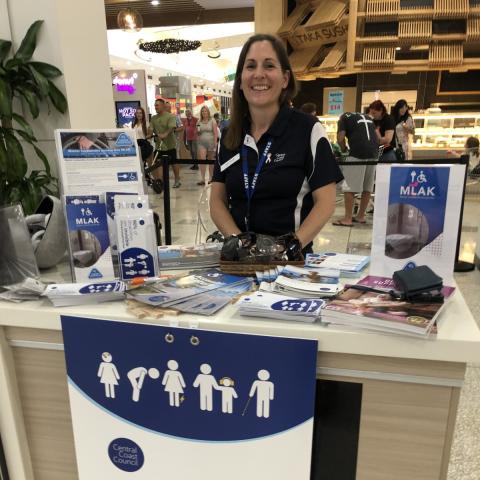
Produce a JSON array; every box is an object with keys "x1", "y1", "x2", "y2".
[
  {"x1": 322, "y1": 287, "x2": 447, "y2": 337},
  {"x1": 65, "y1": 195, "x2": 115, "y2": 282},
  {"x1": 305, "y1": 252, "x2": 370, "y2": 274},
  {"x1": 55, "y1": 129, "x2": 145, "y2": 196},
  {"x1": 370, "y1": 164, "x2": 465, "y2": 283},
  {"x1": 239, "y1": 291, "x2": 325, "y2": 323},
  {"x1": 44, "y1": 280, "x2": 125, "y2": 307},
  {"x1": 158, "y1": 243, "x2": 222, "y2": 270},
  {"x1": 126, "y1": 268, "x2": 250, "y2": 307}
]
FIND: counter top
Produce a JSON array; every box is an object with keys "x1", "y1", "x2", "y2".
[{"x1": 1, "y1": 288, "x2": 480, "y2": 364}]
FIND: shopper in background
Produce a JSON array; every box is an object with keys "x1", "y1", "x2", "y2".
[
  {"x1": 182, "y1": 109, "x2": 199, "y2": 170},
  {"x1": 300, "y1": 102, "x2": 317, "y2": 116},
  {"x1": 392, "y1": 99, "x2": 415, "y2": 160},
  {"x1": 148, "y1": 99, "x2": 181, "y2": 188},
  {"x1": 132, "y1": 107, "x2": 154, "y2": 167},
  {"x1": 465, "y1": 136, "x2": 480, "y2": 175},
  {"x1": 333, "y1": 112, "x2": 379, "y2": 227},
  {"x1": 196, "y1": 105, "x2": 218, "y2": 186},
  {"x1": 213, "y1": 112, "x2": 222, "y2": 141},
  {"x1": 210, "y1": 33, "x2": 342, "y2": 252},
  {"x1": 368, "y1": 100, "x2": 395, "y2": 162},
  {"x1": 166, "y1": 102, "x2": 185, "y2": 167}
]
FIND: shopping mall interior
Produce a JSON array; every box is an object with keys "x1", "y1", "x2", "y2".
[{"x1": 0, "y1": 1, "x2": 480, "y2": 479}]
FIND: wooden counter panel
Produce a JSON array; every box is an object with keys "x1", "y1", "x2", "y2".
[
  {"x1": 5, "y1": 327, "x2": 63, "y2": 344},
  {"x1": 317, "y1": 351, "x2": 466, "y2": 380},
  {"x1": 12, "y1": 347, "x2": 78, "y2": 480}
]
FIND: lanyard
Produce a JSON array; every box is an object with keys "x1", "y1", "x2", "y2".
[{"x1": 241, "y1": 137, "x2": 273, "y2": 231}]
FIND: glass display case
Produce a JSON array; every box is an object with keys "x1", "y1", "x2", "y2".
[{"x1": 318, "y1": 113, "x2": 480, "y2": 151}]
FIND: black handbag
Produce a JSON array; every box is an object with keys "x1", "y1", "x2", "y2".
[
  {"x1": 137, "y1": 139, "x2": 153, "y2": 161},
  {"x1": 394, "y1": 145, "x2": 405, "y2": 162}
]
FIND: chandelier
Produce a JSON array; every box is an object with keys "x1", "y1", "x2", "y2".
[
  {"x1": 117, "y1": 8, "x2": 143, "y2": 32},
  {"x1": 139, "y1": 39, "x2": 201, "y2": 54}
]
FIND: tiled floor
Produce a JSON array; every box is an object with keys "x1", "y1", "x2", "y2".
[{"x1": 152, "y1": 165, "x2": 480, "y2": 480}]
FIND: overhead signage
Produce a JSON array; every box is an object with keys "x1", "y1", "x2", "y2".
[
  {"x1": 61, "y1": 316, "x2": 318, "y2": 479},
  {"x1": 113, "y1": 72, "x2": 138, "y2": 95},
  {"x1": 288, "y1": 19, "x2": 348, "y2": 50}
]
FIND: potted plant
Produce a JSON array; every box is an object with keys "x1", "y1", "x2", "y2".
[{"x1": 0, "y1": 20, "x2": 67, "y2": 214}]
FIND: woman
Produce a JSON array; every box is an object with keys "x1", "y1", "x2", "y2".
[
  {"x1": 132, "y1": 107, "x2": 153, "y2": 163},
  {"x1": 392, "y1": 99, "x2": 415, "y2": 160},
  {"x1": 368, "y1": 100, "x2": 396, "y2": 162},
  {"x1": 210, "y1": 34, "x2": 343, "y2": 252},
  {"x1": 197, "y1": 106, "x2": 218, "y2": 185}
]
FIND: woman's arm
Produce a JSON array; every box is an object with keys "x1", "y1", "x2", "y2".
[
  {"x1": 295, "y1": 182, "x2": 337, "y2": 246},
  {"x1": 376, "y1": 128, "x2": 394, "y2": 146},
  {"x1": 403, "y1": 116, "x2": 415, "y2": 135},
  {"x1": 209, "y1": 182, "x2": 242, "y2": 237},
  {"x1": 212, "y1": 120, "x2": 218, "y2": 145}
]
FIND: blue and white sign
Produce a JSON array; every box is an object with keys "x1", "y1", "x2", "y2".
[
  {"x1": 371, "y1": 164, "x2": 465, "y2": 283},
  {"x1": 61, "y1": 316, "x2": 318, "y2": 479},
  {"x1": 327, "y1": 90, "x2": 344, "y2": 115}
]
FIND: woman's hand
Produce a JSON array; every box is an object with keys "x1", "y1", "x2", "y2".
[{"x1": 210, "y1": 182, "x2": 242, "y2": 237}]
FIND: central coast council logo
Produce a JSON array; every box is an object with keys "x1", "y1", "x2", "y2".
[
  {"x1": 108, "y1": 438, "x2": 144, "y2": 472},
  {"x1": 115, "y1": 132, "x2": 134, "y2": 147},
  {"x1": 399, "y1": 169, "x2": 435, "y2": 197}
]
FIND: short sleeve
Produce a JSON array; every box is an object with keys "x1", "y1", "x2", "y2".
[
  {"x1": 337, "y1": 114, "x2": 347, "y2": 133},
  {"x1": 307, "y1": 122, "x2": 344, "y2": 191},
  {"x1": 212, "y1": 139, "x2": 227, "y2": 183},
  {"x1": 384, "y1": 114, "x2": 395, "y2": 131}
]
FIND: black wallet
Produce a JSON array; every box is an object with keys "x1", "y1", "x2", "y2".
[{"x1": 393, "y1": 266, "x2": 443, "y2": 301}]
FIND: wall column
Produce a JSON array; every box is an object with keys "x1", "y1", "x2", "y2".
[{"x1": 254, "y1": 0, "x2": 287, "y2": 35}]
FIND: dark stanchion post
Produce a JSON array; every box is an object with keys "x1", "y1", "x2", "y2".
[
  {"x1": 0, "y1": 433, "x2": 9, "y2": 480},
  {"x1": 161, "y1": 154, "x2": 172, "y2": 245},
  {"x1": 454, "y1": 155, "x2": 475, "y2": 272}
]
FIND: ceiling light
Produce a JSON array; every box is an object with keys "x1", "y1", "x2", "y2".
[
  {"x1": 117, "y1": 8, "x2": 143, "y2": 32},
  {"x1": 395, "y1": 47, "x2": 401, "y2": 51},
  {"x1": 151, "y1": 0, "x2": 160, "y2": 5}
]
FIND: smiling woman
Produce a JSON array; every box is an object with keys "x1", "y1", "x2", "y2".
[{"x1": 209, "y1": 33, "x2": 343, "y2": 253}]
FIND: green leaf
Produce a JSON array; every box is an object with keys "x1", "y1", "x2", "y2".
[
  {"x1": 5, "y1": 58, "x2": 23, "y2": 70},
  {"x1": 47, "y1": 80, "x2": 67, "y2": 113},
  {"x1": 0, "y1": 131, "x2": 8, "y2": 172},
  {"x1": 29, "y1": 61, "x2": 62, "y2": 78},
  {"x1": 3, "y1": 129, "x2": 27, "y2": 181},
  {"x1": 17, "y1": 87, "x2": 39, "y2": 118},
  {"x1": 0, "y1": 40, "x2": 12, "y2": 63},
  {"x1": 33, "y1": 144, "x2": 51, "y2": 175},
  {"x1": 12, "y1": 113, "x2": 35, "y2": 139},
  {"x1": 14, "y1": 20, "x2": 43, "y2": 62},
  {"x1": 28, "y1": 64, "x2": 49, "y2": 96},
  {"x1": 0, "y1": 76, "x2": 12, "y2": 118},
  {"x1": 15, "y1": 128, "x2": 36, "y2": 144}
]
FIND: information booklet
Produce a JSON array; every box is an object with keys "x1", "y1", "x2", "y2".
[
  {"x1": 65, "y1": 195, "x2": 115, "y2": 282},
  {"x1": 305, "y1": 252, "x2": 370, "y2": 276},
  {"x1": 44, "y1": 281, "x2": 125, "y2": 307},
  {"x1": 272, "y1": 265, "x2": 341, "y2": 298},
  {"x1": 322, "y1": 286, "x2": 448, "y2": 337},
  {"x1": 54, "y1": 129, "x2": 145, "y2": 196},
  {"x1": 239, "y1": 291, "x2": 325, "y2": 323},
  {"x1": 370, "y1": 164, "x2": 464, "y2": 284},
  {"x1": 158, "y1": 243, "x2": 222, "y2": 270},
  {"x1": 126, "y1": 268, "x2": 251, "y2": 308}
]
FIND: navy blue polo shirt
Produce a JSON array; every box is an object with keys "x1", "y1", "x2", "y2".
[{"x1": 212, "y1": 106, "x2": 343, "y2": 237}]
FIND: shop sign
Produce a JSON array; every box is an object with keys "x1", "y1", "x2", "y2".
[
  {"x1": 288, "y1": 20, "x2": 348, "y2": 50},
  {"x1": 113, "y1": 73, "x2": 138, "y2": 95},
  {"x1": 61, "y1": 316, "x2": 318, "y2": 479},
  {"x1": 328, "y1": 90, "x2": 344, "y2": 115}
]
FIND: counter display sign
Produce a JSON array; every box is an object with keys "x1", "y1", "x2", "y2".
[
  {"x1": 54, "y1": 129, "x2": 145, "y2": 196},
  {"x1": 327, "y1": 90, "x2": 344, "y2": 115},
  {"x1": 370, "y1": 164, "x2": 465, "y2": 283},
  {"x1": 61, "y1": 316, "x2": 318, "y2": 479}
]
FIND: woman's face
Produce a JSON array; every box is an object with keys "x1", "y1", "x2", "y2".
[
  {"x1": 201, "y1": 108, "x2": 208, "y2": 120},
  {"x1": 240, "y1": 40, "x2": 289, "y2": 111},
  {"x1": 136, "y1": 109, "x2": 143, "y2": 120},
  {"x1": 399, "y1": 105, "x2": 408, "y2": 116}
]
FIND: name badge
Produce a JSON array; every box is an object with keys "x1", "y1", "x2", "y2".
[{"x1": 220, "y1": 153, "x2": 240, "y2": 172}]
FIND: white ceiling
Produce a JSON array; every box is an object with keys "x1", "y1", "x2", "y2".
[{"x1": 108, "y1": 22, "x2": 254, "y2": 87}]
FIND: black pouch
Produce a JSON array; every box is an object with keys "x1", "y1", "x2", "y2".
[{"x1": 393, "y1": 265, "x2": 443, "y2": 301}]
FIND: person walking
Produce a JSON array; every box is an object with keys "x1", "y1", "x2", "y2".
[
  {"x1": 182, "y1": 109, "x2": 199, "y2": 170},
  {"x1": 196, "y1": 106, "x2": 218, "y2": 186},
  {"x1": 333, "y1": 112, "x2": 379, "y2": 227}
]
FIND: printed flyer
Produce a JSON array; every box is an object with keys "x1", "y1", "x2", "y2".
[
  {"x1": 61, "y1": 316, "x2": 318, "y2": 479},
  {"x1": 55, "y1": 129, "x2": 145, "y2": 195},
  {"x1": 370, "y1": 164, "x2": 465, "y2": 283}
]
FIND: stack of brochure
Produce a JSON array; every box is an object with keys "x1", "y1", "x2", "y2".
[
  {"x1": 0, "y1": 278, "x2": 46, "y2": 303},
  {"x1": 305, "y1": 252, "x2": 370, "y2": 277},
  {"x1": 126, "y1": 268, "x2": 253, "y2": 315},
  {"x1": 321, "y1": 277, "x2": 453, "y2": 337},
  {"x1": 238, "y1": 291, "x2": 325, "y2": 323},
  {"x1": 261, "y1": 265, "x2": 341, "y2": 298},
  {"x1": 44, "y1": 281, "x2": 126, "y2": 307},
  {"x1": 157, "y1": 243, "x2": 222, "y2": 270}
]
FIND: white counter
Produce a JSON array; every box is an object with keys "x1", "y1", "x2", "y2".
[{"x1": 1, "y1": 288, "x2": 479, "y2": 363}]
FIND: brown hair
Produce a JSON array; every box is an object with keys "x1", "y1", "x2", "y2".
[
  {"x1": 223, "y1": 33, "x2": 298, "y2": 151},
  {"x1": 300, "y1": 102, "x2": 317, "y2": 115},
  {"x1": 368, "y1": 100, "x2": 387, "y2": 116},
  {"x1": 132, "y1": 106, "x2": 147, "y2": 138}
]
